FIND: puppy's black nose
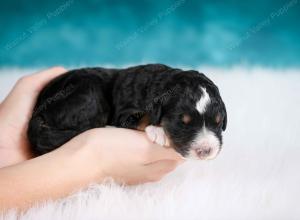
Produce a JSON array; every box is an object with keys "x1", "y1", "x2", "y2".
[{"x1": 195, "y1": 148, "x2": 211, "y2": 158}]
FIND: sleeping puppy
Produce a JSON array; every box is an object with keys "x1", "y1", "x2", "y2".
[{"x1": 28, "y1": 64, "x2": 227, "y2": 160}]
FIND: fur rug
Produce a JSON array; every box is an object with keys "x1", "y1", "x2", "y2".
[{"x1": 0, "y1": 67, "x2": 299, "y2": 220}]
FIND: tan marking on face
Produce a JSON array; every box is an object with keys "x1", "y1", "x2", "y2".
[
  {"x1": 182, "y1": 114, "x2": 192, "y2": 124},
  {"x1": 137, "y1": 114, "x2": 150, "y2": 131},
  {"x1": 215, "y1": 113, "x2": 221, "y2": 124}
]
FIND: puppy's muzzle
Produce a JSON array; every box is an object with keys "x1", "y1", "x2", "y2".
[
  {"x1": 195, "y1": 147, "x2": 212, "y2": 159},
  {"x1": 190, "y1": 131, "x2": 221, "y2": 160}
]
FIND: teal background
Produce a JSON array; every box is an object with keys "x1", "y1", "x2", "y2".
[{"x1": 0, "y1": 0, "x2": 299, "y2": 68}]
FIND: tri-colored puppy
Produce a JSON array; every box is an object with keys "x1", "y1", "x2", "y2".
[{"x1": 28, "y1": 64, "x2": 227, "y2": 159}]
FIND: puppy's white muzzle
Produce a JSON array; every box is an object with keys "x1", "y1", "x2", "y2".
[{"x1": 189, "y1": 127, "x2": 221, "y2": 160}]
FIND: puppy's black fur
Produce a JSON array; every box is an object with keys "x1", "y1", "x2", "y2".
[{"x1": 28, "y1": 64, "x2": 227, "y2": 156}]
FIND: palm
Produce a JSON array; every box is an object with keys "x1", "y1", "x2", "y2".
[{"x1": 0, "y1": 67, "x2": 66, "y2": 167}]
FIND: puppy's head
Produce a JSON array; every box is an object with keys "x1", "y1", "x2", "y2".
[{"x1": 158, "y1": 71, "x2": 227, "y2": 160}]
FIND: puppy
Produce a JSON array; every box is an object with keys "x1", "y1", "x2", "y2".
[{"x1": 28, "y1": 64, "x2": 227, "y2": 160}]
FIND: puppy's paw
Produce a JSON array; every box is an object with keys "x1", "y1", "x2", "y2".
[{"x1": 145, "y1": 125, "x2": 166, "y2": 146}]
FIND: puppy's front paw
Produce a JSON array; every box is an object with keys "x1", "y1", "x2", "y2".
[{"x1": 145, "y1": 125, "x2": 166, "y2": 146}]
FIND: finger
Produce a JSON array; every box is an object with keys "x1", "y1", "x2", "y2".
[
  {"x1": 27, "y1": 66, "x2": 67, "y2": 92},
  {"x1": 146, "y1": 144, "x2": 185, "y2": 163},
  {"x1": 0, "y1": 67, "x2": 67, "y2": 127},
  {"x1": 12, "y1": 66, "x2": 67, "y2": 96},
  {"x1": 144, "y1": 160, "x2": 179, "y2": 181},
  {"x1": 124, "y1": 129, "x2": 185, "y2": 162}
]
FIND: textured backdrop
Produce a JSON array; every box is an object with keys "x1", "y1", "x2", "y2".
[{"x1": 1, "y1": 67, "x2": 299, "y2": 220}]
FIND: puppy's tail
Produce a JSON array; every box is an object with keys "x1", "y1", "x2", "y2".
[{"x1": 27, "y1": 116, "x2": 79, "y2": 156}]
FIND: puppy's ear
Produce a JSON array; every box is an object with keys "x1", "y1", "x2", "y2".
[
  {"x1": 222, "y1": 103, "x2": 227, "y2": 131},
  {"x1": 115, "y1": 109, "x2": 145, "y2": 129},
  {"x1": 148, "y1": 102, "x2": 162, "y2": 125}
]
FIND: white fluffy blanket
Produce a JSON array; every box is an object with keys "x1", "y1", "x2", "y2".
[{"x1": 0, "y1": 67, "x2": 299, "y2": 220}]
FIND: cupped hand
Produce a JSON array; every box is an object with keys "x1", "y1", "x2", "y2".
[
  {"x1": 62, "y1": 127, "x2": 184, "y2": 185},
  {"x1": 0, "y1": 66, "x2": 184, "y2": 184},
  {"x1": 0, "y1": 67, "x2": 67, "y2": 167}
]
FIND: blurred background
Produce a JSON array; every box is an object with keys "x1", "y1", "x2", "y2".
[{"x1": 0, "y1": 0, "x2": 299, "y2": 68}]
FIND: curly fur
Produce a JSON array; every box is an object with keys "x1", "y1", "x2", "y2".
[{"x1": 27, "y1": 64, "x2": 227, "y2": 156}]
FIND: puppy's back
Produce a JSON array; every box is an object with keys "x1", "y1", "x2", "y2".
[{"x1": 28, "y1": 68, "x2": 113, "y2": 155}]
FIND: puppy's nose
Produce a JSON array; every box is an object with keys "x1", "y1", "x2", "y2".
[{"x1": 195, "y1": 148, "x2": 211, "y2": 158}]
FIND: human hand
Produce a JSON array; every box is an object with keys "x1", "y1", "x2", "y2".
[
  {"x1": 0, "y1": 66, "x2": 184, "y2": 185},
  {"x1": 0, "y1": 67, "x2": 67, "y2": 167},
  {"x1": 62, "y1": 127, "x2": 184, "y2": 185}
]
